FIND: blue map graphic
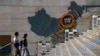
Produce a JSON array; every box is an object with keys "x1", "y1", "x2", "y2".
[
  {"x1": 28, "y1": 1, "x2": 84, "y2": 37},
  {"x1": 28, "y1": 8, "x2": 59, "y2": 37}
]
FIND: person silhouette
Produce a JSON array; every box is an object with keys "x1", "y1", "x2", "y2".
[
  {"x1": 21, "y1": 33, "x2": 30, "y2": 56},
  {"x1": 13, "y1": 32, "x2": 21, "y2": 56}
]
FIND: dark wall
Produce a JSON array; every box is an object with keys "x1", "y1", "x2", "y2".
[{"x1": 0, "y1": 35, "x2": 11, "y2": 46}]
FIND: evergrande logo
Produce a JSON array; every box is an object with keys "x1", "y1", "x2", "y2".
[{"x1": 59, "y1": 14, "x2": 76, "y2": 29}]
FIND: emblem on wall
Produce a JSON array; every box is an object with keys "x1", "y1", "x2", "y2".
[{"x1": 59, "y1": 14, "x2": 76, "y2": 29}]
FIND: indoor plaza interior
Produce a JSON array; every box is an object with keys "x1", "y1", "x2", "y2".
[{"x1": 0, "y1": 0, "x2": 100, "y2": 56}]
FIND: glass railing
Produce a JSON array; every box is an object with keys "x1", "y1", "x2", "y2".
[{"x1": 0, "y1": 43, "x2": 12, "y2": 56}]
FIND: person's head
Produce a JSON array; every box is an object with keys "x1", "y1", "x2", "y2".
[
  {"x1": 23, "y1": 33, "x2": 28, "y2": 39},
  {"x1": 15, "y1": 32, "x2": 19, "y2": 37}
]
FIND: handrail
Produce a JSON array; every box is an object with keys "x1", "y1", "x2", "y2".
[
  {"x1": 0, "y1": 42, "x2": 12, "y2": 56},
  {"x1": 83, "y1": 5, "x2": 100, "y2": 8},
  {"x1": 0, "y1": 43, "x2": 12, "y2": 50},
  {"x1": 77, "y1": 10, "x2": 100, "y2": 23}
]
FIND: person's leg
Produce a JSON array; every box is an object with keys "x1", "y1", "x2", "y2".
[
  {"x1": 22, "y1": 48, "x2": 25, "y2": 56},
  {"x1": 18, "y1": 49, "x2": 21, "y2": 56},
  {"x1": 15, "y1": 48, "x2": 19, "y2": 56},
  {"x1": 15, "y1": 49, "x2": 17, "y2": 56},
  {"x1": 21, "y1": 48, "x2": 23, "y2": 56},
  {"x1": 25, "y1": 47, "x2": 30, "y2": 56}
]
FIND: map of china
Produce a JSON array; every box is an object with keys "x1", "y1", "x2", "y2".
[
  {"x1": 28, "y1": 8, "x2": 59, "y2": 37},
  {"x1": 28, "y1": 1, "x2": 84, "y2": 37}
]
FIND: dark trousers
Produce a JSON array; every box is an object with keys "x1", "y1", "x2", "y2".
[
  {"x1": 22, "y1": 47, "x2": 30, "y2": 56},
  {"x1": 15, "y1": 48, "x2": 21, "y2": 56}
]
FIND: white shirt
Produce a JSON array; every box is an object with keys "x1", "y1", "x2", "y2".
[{"x1": 13, "y1": 36, "x2": 19, "y2": 44}]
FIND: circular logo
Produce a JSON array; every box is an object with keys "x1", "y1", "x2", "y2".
[{"x1": 59, "y1": 14, "x2": 76, "y2": 29}]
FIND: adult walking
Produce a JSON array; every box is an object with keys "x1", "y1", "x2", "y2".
[
  {"x1": 21, "y1": 33, "x2": 30, "y2": 56},
  {"x1": 13, "y1": 32, "x2": 21, "y2": 56}
]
